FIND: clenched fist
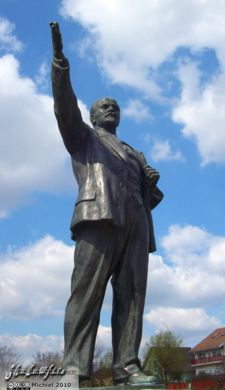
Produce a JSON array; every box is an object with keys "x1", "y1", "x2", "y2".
[{"x1": 49, "y1": 21, "x2": 63, "y2": 59}]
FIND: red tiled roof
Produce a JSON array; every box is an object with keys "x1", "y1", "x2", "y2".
[{"x1": 192, "y1": 327, "x2": 225, "y2": 352}]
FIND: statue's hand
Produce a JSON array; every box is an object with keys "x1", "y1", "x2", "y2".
[
  {"x1": 144, "y1": 166, "x2": 160, "y2": 188},
  {"x1": 49, "y1": 21, "x2": 63, "y2": 58}
]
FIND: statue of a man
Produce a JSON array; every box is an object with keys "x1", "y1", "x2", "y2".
[{"x1": 50, "y1": 22, "x2": 163, "y2": 386}]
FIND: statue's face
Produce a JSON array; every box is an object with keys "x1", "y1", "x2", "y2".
[{"x1": 92, "y1": 98, "x2": 120, "y2": 130}]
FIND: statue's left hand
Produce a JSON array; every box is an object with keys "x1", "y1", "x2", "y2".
[{"x1": 144, "y1": 166, "x2": 160, "y2": 188}]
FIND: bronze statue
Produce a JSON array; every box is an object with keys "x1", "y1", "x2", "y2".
[{"x1": 50, "y1": 22, "x2": 163, "y2": 386}]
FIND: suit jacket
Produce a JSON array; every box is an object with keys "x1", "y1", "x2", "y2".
[{"x1": 51, "y1": 57, "x2": 163, "y2": 252}]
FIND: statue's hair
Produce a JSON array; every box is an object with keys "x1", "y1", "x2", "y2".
[{"x1": 90, "y1": 97, "x2": 119, "y2": 126}]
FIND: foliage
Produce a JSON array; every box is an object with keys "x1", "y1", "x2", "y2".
[
  {"x1": 143, "y1": 330, "x2": 190, "y2": 384},
  {"x1": 79, "y1": 350, "x2": 114, "y2": 387},
  {"x1": 92, "y1": 367, "x2": 113, "y2": 387},
  {"x1": 79, "y1": 367, "x2": 113, "y2": 387}
]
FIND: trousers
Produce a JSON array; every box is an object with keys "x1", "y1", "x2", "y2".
[{"x1": 63, "y1": 197, "x2": 149, "y2": 380}]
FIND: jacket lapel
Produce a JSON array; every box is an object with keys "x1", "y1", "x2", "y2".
[{"x1": 97, "y1": 130, "x2": 127, "y2": 161}]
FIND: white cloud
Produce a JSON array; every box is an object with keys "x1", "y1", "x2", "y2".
[
  {"x1": 0, "y1": 235, "x2": 112, "y2": 337},
  {"x1": 78, "y1": 99, "x2": 91, "y2": 125},
  {"x1": 0, "y1": 17, "x2": 22, "y2": 52},
  {"x1": 208, "y1": 240, "x2": 225, "y2": 273},
  {"x1": 143, "y1": 224, "x2": 225, "y2": 343},
  {"x1": 0, "y1": 334, "x2": 64, "y2": 365},
  {"x1": 123, "y1": 99, "x2": 152, "y2": 122},
  {"x1": 173, "y1": 60, "x2": 225, "y2": 165},
  {"x1": 145, "y1": 307, "x2": 220, "y2": 335},
  {"x1": 161, "y1": 224, "x2": 213, "y2": 267},
  {"x1": 60, "y1": 0, "x2": 225, "y2": 164},
  {"x1": 0, "y1": 236, "x2": 74, "y2": 319},
  {"x1": 60, "y1": 0, "x2": 225, "y2": 96},
  {"x1": 0, "y1": 54, "x2": 90, "y2": 217},
  {"x1": 147, "y1": 252, "x2": 225, "y2": 310},
  {"x1": 0, "y1": 223, "x2": 223, "y2": 342},
  {"x1": 0, "y1": 326, "x2": 112, "y2": 365},
  {"x1": 35, "y1": 61, "x2": 49, "y2": 89},
  {"x1": 161, "y1": 224, "x2": 225, "y2": 272},
  {"x1": 0, "y1": 224, "x2": 225, "y2": 347},
  {"x1": 146, "y1": 225, "x2": 225, "y2": 308},
  {"x1": 96, "y1": 325, "x2": 112, "y2": 350},
  {"x1": 150, "y1": 139, "x2": 183, "y2": 162}
]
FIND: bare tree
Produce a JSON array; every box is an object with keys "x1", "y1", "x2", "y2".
[
  {"x1": 93, "y1": 343, "x2": 106, "y2": 370},
  {"x1": 99, "y1": 351, "x2": 113, "y2": 369},
  {"x1": 32, "y1": 351, "x2": 64, "y2": 367},
  {"x1": 0, "y1": 345, "x2": 22, "y2": 377}
]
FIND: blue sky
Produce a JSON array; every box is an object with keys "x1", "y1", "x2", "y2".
[{"x1": 0, "y1": 0, "x2": 225, "y2": 363}]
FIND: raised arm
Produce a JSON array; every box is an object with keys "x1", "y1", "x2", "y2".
[{"x1": 50, "y1": 22, "x2": 86, "y2": 154}]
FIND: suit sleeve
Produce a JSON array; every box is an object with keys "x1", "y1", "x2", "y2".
[{"x1": 51, "y1": 56, "x2": 87, "y2": 154}]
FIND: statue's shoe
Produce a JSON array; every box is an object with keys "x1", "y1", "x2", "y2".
[{"x1": 115, "y1": 370, "x2": 160, "y2": 386}]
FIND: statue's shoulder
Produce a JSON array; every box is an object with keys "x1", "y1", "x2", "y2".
[{"x1": 81, "y1": 122, "x2": 96, "y2": 139}]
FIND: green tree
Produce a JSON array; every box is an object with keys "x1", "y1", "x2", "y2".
[{"x1": 143, "y1": 330, "x2": 190, "y2": 384}]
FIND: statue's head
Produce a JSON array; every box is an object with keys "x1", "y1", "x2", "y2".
[{"x1": 90, "y1": 97, "x2": 120, "y2": 132}]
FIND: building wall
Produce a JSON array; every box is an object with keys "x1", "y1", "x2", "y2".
[{"x1": 196, "y1": 364, "x2": 225, "y2": 376}]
